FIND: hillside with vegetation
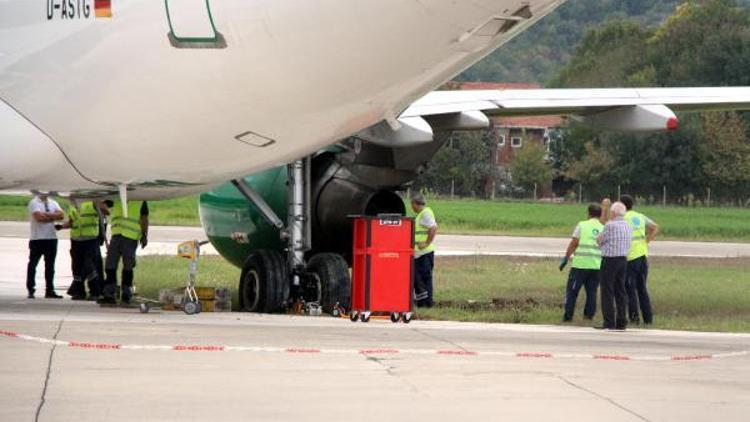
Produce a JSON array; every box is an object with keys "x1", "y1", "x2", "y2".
[{"x1": 459, "y1": 0, "x2": 684, "y2": 84}]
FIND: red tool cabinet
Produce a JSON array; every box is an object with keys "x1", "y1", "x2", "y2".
[{"x1": 350, "y1": 214, "x2": 414, "y2": 323}]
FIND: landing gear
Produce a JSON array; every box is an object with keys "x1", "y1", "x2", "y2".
[
  {"x1": 305, "y1": 253, "x2": 351, "y2": 312},
  {"x1": 239, "y1": 250, "x2": 289, "y2": 313},
  {"x1": 233, "y1": 157, "x2": 351, "y2": 314}
]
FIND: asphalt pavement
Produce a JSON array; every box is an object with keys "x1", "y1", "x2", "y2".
[
  {"x1": 0, "y1": 299, "x2": 748, "y2": 422},
  {"x1": 2, "y1": 221, "x2": 749, "y2": 421}
]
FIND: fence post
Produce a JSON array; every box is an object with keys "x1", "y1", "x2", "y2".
[
  {"x1": 534, "y1": 183, "x2": 538, "y2": 201},
  {"x1": 617, "y1": 185, "x2": 621, "y2": 201},
  {"x1": 451, "y1": 180, "x2": 455, "y2": 200},
  {"x1": 662, "y1": 186, "x2": 667, "y2": 207},
  {"x1": 578, "y1": 184, "x2": 582, "y2": 204},
  {"x1": 707, "y1": 187, "x2": 711, "y2": 207}
]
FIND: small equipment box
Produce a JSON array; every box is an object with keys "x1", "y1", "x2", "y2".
[{"x1": 350, "y1": 214, "x2": 414, "y2": 323}]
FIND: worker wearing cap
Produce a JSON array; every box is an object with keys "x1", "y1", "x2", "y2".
[
  {"x1": 100, "y1": 200, "x2": 149, "y2": 304},
  {"x1": 64, "y1": 200, "x2": 103, "y2": 300},
  {"x1": 620, "y1": 194, "x2": 658, "y2": 325},
  {"x1": 558, "y1": 200, "x2": 608, "y2": 322},
  {"x1": 411, "y1": 193, "x2": 438, "y2": 308}
]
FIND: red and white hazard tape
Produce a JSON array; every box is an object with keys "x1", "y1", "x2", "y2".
[{"x1": 1, "y1": 329, "x2": 747, "y2": 362}]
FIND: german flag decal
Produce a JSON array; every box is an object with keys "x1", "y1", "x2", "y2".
[{"x1": 95, "y1": 0, "x2": 112, "y2": 18}]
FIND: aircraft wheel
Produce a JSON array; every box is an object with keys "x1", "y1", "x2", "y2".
[
  {"x1": 350, "y1": 311, "x2": 359, "y2": 322},
  {"x1": 390, "y1": 313, "x2": 400, "y2": 323},
  {"x1": 360, "y1": 312, "x2": 371, "y2": 323},
  {"x1": 239, "y1": 250, "x2": 288, "y2": 313},
  {"x1": 306, "y1": 253, "x2": 351, "y2": 312},
  {"x1": 402, "y1": 312, "x2": 413, "y2": 324}
]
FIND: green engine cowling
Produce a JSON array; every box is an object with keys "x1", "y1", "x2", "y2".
[
  {"x1": 199, "y1": 167, "x2": 288, "y2": 268},
  {"x1": 199, "y1": 151, "x2": 409, "y2": 269}
]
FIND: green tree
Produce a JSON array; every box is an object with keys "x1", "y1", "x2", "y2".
[
  {"x1": 418, "y1": 130, "x2": 499, "y2": 197},
  {"x1": 509, "y1": 142, "x2": 553, "y2": 194},
  {"x1": 698, "y1": 112, "x2": 750, "y2": 202},
  {"x1": 551, "y1": 0, "x2": 750, "y2": 204}
]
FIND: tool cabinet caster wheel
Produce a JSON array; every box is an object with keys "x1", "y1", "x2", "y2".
[
  {"x1": 184, "y1": 301, "x2": 199, "y2": 315},
  {"x1": 402, "y1": 312, "x2": 413, "y2": 324},
  {"x1": 350, "y1": 311, "x2": 359, "y2": 322},
  {"x1": 390, "y1": 313, "x2": 400, "y2": 323},
  {"x1": 360, "y1": 312, "x2": 371, "y2": 323},
  {"x1": 139, "y1": 303, "x2": 149, "y2": 314}
]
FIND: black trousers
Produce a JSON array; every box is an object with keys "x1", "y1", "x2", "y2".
[
  {"x1": 27, "y1": 239, "x2": 58, "y2": 294},
  {"x1": 70, "y1": 239, "x2": 102, "y2": 297},
  {"x1": 600, "y1": 256, "x2": 628, "y2": 329},
  {"x1": 626, "y1": 256, "x2": 653, "y2": 324},
  {"x1": 414, "y1": 252, "x2": 435, "y2": 307},
  {"x1": 564, "y1": 268, "x2": 599, "y2": 320}
]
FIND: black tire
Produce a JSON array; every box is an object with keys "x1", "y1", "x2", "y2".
[
  {"x1": 306, "y1": 253, "x2": 351, "y2": 311},
  {"x1": 390, "y1": 313, "x2": 400, "y2": 323},
  {"x1": 239, "y1": 250, "x2": 289, "y2": 313}
]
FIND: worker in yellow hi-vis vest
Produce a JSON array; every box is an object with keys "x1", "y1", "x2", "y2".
[
  {"x1": 411, "y1": 193, "x2": 438, "y2": 308},
  {"x1": 620, "y1": 194, "x2": 659, "y2": 325},
  {"x1": 558, "y1": 200, "x2": 609, "y2": 322},
  {"x1": 62, "y1": 201, "x2": 105, "y2": 300},
  {"x1": 99, "y1": 200, "x2": 149, "y2": 304}
]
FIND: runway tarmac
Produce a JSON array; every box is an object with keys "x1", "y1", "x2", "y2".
[
  {"x1": 0, "y1": 299, "x2": 748, "y2": 422},
  {"x1": 2, "y1": 222, "x2": 749, "y2": 420}
]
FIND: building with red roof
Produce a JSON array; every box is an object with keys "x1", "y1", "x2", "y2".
[{"x1": 456, "y1": 81, "x2": 564, "y2": 197}]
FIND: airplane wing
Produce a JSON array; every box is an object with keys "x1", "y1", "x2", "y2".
[{"x1": 399, "y1": 87, "x2": 750, "y2": 133}]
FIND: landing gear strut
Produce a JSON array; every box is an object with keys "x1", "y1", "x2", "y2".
[{"x1": 233, "y1": 157, "x2": 351, "y2": 314}]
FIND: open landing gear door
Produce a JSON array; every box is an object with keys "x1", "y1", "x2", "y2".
[{"x1": 165, "y1": 0, "x2": 226, "y2": 48}]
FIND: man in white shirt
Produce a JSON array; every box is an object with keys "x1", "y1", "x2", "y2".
[{"x1": 26, "y1": 194, "x2": 65, "y2": 299}]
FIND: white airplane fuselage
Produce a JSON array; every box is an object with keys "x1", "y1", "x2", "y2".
[{"x1": 0, "y1": 0, "x2": 563, "y2": 198}]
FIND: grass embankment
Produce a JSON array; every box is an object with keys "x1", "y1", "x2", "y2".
[
  {"x1": 432, "y1": 199, "x2": 750, "y2": 241},
  {"x1": 136, "y1": 255, "x2": 750, "y2": 333},
  {"x1": 3, "y1": 195, "x2": 749, "y2": 241}
]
